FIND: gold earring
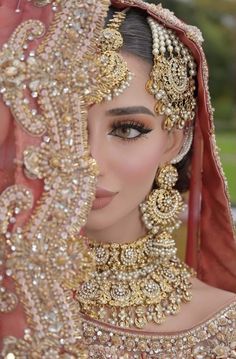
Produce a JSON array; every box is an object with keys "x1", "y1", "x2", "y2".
[{"x1": 140, "y1": 164, "x2": 184, "y2": 235}]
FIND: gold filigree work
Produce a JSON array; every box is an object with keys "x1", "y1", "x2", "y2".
[
  {"x1": 86, "y1": 10, "x2": 132, "y2": 104},
  {"x1": 146, "y1": 17, "x2": 197, "y2": 131},
  {"x1": 140, "y1": 164, "x2": 185, "y2": 234},
  {"x1": 64, "y1": 232, "x2": 193, "y2": 329}
]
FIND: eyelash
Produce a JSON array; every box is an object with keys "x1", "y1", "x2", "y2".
[{"x1": 108, "y1": 120, "x2": 152, "y2": 142}]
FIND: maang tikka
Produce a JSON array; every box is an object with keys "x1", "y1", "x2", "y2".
[{"x1": 86, "y1": 9, "x2": 133, "y2": 104}]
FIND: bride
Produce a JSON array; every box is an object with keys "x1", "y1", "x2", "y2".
[{"x1": 0, "y1": 0, "x2": 236, "y2": 357}]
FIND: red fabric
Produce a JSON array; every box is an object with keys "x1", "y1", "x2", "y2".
[
  {"x1": 186, "y1": 107, "x2": 203, "y2": 270},
  {"x1": 111, "y1": 0, "x2": 236, "y2": 292},
  {"x1": 0, "y1": 0, "x2": 235, "y2": 292},
  {"x1": 0, "y1": 0, "x2": 53, "y2": 225}
]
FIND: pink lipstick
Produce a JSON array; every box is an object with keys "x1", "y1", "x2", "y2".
[{"x1": 92, "y1": 187, "x2": 117, "y2": 210}]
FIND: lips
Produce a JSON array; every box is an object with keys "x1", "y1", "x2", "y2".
[
  {"x1": 92, "y1": 187, "x2": 117, "y2": 210},
  {"x1": 95, "y1": 188, "x2": 117, "y2": 198}
]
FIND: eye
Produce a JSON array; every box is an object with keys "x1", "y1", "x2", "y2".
[
  {"x1": 112, "y1": 126, "x2": 140, "y2": 139},
  {"x1": 108, "y1": 120, "x2": 152, "y2": 141}
]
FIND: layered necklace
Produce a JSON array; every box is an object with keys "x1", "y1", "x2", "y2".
[{"x1": 63, "y1": 231, "x2": 194, "y2": 329}]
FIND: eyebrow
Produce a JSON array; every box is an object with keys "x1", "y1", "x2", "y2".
[{"x1": 106, "y1": 106, "x2": 155, "y2": 117}]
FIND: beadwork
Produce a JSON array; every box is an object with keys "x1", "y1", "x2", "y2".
[
  {"x1": 0, "y1": 0, "x2": 110, "y2": 357},
  {"x1": 81, "y1": 302, "x2": 236, "y2": 359},
  {"x1": 64, "y1": 232, "x2": 193, "y2": 329},
  {"x1": 140, "y1": 164, "x2": 185, "y2": 235},
  {"x1": 171, "y1": 127, "x2": 193, "y2": 164},
  {"x1": 146, "y1": 17, "x2": 197, "y2": 131},
  {"x1": 1, "y1": 0, "x2": 235, "y2": 358}
]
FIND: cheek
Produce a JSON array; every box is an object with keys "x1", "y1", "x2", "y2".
[{"x1": 110, "y1": 136, "x2": 166, "y2": 189}]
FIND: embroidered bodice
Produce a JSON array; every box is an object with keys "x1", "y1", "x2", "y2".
[{"x1": 81, "y1": 301, "x2": 236, "y2": 359}]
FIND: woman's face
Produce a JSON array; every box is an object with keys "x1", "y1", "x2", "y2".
[{"x1": 84, "y1": 53, "x2": 183, "y2": 239}]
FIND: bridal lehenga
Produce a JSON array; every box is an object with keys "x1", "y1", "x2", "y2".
[{"x1": 0, "y1": 0, "x2": 236, "y2": 358}]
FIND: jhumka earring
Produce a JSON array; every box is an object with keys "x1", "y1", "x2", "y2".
[{"x1": 140, "y1": 163, "x2": 184, "y2": 235}]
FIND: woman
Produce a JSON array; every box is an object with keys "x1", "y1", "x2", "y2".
[{"x1": 0, "y1": 0, "x2": 236, "y2": 358}]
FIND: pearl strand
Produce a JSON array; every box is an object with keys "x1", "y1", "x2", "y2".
[{"x1": 146, "y1": 17, "x2": 197, "y2": 131}]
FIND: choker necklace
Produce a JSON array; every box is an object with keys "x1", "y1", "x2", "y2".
[{"x1": 63, "y1": 232, "x2": 194, "y2": 329}]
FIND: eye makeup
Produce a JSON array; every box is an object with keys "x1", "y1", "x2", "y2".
[{"x1": 108, "y1": 119, "x2": 153, "y2": 142}]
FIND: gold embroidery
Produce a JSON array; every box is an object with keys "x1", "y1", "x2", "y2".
[
  {"x1": 80, "y1": 302, "x2": 236, "y2": 359},
  {"x1": 1, "y1": 0, "x2": 235, "y2": 357},
  {"x1": 0, "y1": 0, "x2": 110, "y2": 356}
]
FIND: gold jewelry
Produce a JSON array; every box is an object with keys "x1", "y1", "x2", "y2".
[
  {"x1": 140, "y1": 164, "x2": 185, "y2": 235},
  {"x1": 87, "y1": 10, "x2": 133, "y2": 104},
  {"x1": 64, "y1": 231, "x2": 193, "y2": 329},
  {"x1": 62, "y1": 164, "x2": 192, "y2": 329},
  {"x1": 146, "y1": 17, "x2": 197, "y2": 131}
]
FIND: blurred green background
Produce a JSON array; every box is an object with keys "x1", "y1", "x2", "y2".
[{"x1": 146, "y1": 0, "x2": 236, "y2": 205}]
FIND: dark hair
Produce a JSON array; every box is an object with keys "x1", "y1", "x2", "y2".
[{"x1": 106, "y1": 6, "x2": 193, "y2": 193}]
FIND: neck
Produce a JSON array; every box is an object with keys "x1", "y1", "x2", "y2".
[{"x1": 84, "y1": 207, "x2": 147, "y2": 244}]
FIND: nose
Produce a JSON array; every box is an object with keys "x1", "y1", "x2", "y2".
[{"x1": 88, "y1": 124, "x2": 107, "y2": 177}]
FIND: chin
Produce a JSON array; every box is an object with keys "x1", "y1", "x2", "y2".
[{"x1": 84, "y1": 209, "x2": 117, "y2": 232}]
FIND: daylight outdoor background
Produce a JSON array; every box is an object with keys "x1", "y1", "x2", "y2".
[{"x1": 145, "y1": 0, "x2": 236, "y2": 257}]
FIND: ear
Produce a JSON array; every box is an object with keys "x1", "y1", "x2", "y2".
[{"x1": 160, "y1": 129, "x2": 184, "y2": 165}]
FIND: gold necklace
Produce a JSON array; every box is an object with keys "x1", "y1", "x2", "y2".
[{"x1": 63, "y1": 232, "x2": 194, "y2": 329}]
